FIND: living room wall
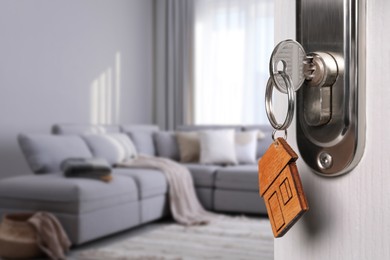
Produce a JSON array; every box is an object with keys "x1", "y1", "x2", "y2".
[{"x1": 0, "y1": 0, "x2": 154, "y2": 178}]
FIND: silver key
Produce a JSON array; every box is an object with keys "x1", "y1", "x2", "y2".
[{"x1": 268, "y1": 39, "x2": 339, "y2": 126}]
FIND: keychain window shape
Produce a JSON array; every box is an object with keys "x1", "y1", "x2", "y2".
[{"x1": 258, "y1": 40, "x2": 309, "y2": 238}]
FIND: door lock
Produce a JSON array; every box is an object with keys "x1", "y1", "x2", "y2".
[
  {"x1": 267, "y1": 0, "x2": 366, "y2": 177},
  {"x1": 270, "y1": 41, "x2": 341, "y2": 128},
  {"x1": 303, "y1": 52, "x2": 339, "y2": 126}
]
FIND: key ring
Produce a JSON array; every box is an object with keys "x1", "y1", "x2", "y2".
[
  {"x1": 265, "y1": 71, "x2": 295, "y2": 131},
  {"x1": 272, "y1": 129, "x2": 288, "y2": 141}
]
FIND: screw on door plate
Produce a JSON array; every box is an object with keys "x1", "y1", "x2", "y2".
[{"x1": 318, "y1": 152, "x2": 333, "y2": 170}]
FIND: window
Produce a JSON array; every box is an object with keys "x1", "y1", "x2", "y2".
[{"x1": 194, "y1": 0, "x2": 274, "y2": 125}]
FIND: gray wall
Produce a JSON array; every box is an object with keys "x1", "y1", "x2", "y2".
[{"x1": 0, "y1": 0, "x2": 154, "y2": 178}]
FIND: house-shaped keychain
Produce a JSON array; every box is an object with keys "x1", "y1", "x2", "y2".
[{"x1": 258, "y1": 138, "x2": 309, "y2": 237}]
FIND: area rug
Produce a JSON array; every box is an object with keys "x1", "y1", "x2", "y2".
[{"x1": 77, "y1": 217, "x2": 273, "y2": 260}]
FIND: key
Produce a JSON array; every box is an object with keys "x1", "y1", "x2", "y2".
[{"x1": 258, "y1": 137, "x2": 309, "y2": 237}]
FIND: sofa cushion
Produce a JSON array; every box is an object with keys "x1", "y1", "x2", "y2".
[
  {"x1": 108, "y1": 133, "x2": 138, "y2": 160},
  {"x1": 18, "y1": 134, "x2": 93, "y2": 174},
  {"x1": 176, "y1": 132, "x2": 200, "y2": 163},
  {"x1": 121, "y1": 125, "x2": 159, "y2": 156},
  {"x1": 52, "y1": 124, "x2": 120, "y2": 135},
  {"x1": 113, "y1": 168, "x2": 168, "y2": 199},
  {"x1": 81, "y1": 134, "x2": 127, "y2": 165},
  {"x1": 215, "y1": 165, "x2": 259, "y2": 191},
  {"x1": 214, "y1": 189, "x2": 266, "y2": 214},
  {"x1": 176, "y1": 125, "x2": 242, "y2": 131},
  {"x1": 120, "y1": 125, "x2": 159, "y2": 133},
  {"x1": 242, "y1": 125, "x2": 273, "y2": 158},
  {"x1": 127, "y1": 132, "x2": 156, "y2": 156},
  {"x1": 235, "y1": 131, "x2": 258, "y2": 164},
  {"x1": 154, "y1": 131, "x2": 180, "y2": 161},
  {"x1": 199, "y1": 130, "x2": 237, "y2": 165},
  {"x1": 0, "y1": 173, "x2": 138, "y2": 214},
  {"x1": 182, "y1": 164, "x2": 220, "y2": 188}
]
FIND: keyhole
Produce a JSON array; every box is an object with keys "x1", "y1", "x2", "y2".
[{"x1": 276, "y1": 60, "x2": 287, "y2": 73}]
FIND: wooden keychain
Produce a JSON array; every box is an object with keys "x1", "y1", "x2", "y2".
[{"x1": 258, "y1": 54, "x2": 309, "y2": 238}]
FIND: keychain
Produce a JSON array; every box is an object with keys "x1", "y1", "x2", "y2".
[{"x1": 258, "y1": 40, "x2": 309, "y2": 238}]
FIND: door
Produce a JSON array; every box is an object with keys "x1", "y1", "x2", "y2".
[{"x1": 274, "y1": 0, "x2": 390, "y2": 259}]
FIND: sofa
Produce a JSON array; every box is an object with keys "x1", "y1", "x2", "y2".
[{"x1": 0, "y1": 124, "x2": 273, "y2": 245}]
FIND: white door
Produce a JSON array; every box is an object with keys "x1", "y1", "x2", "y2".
[{"x1": 274, "y1": 0, "x2": 390, "y2": 259}]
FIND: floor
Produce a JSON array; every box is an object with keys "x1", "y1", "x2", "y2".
[
  {"x1": 68, "y1": 220, "x2": 170, "y2": 259},
  {"x1": 1, "y1": 216, "x2": 272, "y2": 260},
  {"x1": 69, "y1": 215, "x2": 272, "y2": 259},
  {"x1": 0, "y1": 220, "x2": 167, "y2": 260}
]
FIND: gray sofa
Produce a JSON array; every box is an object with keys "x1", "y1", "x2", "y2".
[{"x1": 0, "y1": 124, "x2": 272, "y2": 245}]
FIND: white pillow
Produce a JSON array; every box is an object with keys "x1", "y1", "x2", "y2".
[
  {"x1": 235, "y1": 131, "x2": 258, "y2": 164},
  {"x1": 81, "y1": 134, "x2": 126, "y2": 165},
  {"x1": 107, "y1": 133, "x2": 138, "y2": 160},
  {"x1": 199, "y1": 130, "x2": 237, "y2": 165},
  {"x1": 257, "y1": 130, "x2": 266, "y2": 140}
]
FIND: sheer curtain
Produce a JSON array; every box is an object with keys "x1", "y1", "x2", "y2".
[{"x1": 194, "y1": 0, "x2": 274, "y2": 125}]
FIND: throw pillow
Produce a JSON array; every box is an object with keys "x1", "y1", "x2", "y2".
[
  {"x1": 257, "y1": 130, "x2": 266, "y2": 140},
  {"x1": 18, "y1": 134, "x2": 93, "y2": 174},
  {"x1": 81, "y1": 134, "x2": 126, "y2": 165},
  {"x1": 107, "y1": 133, "x2": 138, "y2": 160},
  {"x1": 199, "y1": 130, "x2": 237, "y2": 165},
  {"x1": 256, "y1": 130, "x2": 273, "y2": 158},
  {"x1": 235, "y1": 131, "x2": 258, "y2": 164},
  {"x1": 176, "y1": 132, "x2": 200, "y2": 163},
  {"x1": 126, "y1": 131, "x2": 156, "y2": 156},
  {"x1": 154, "y1": 131, "x2": 180, "y2": 161}
]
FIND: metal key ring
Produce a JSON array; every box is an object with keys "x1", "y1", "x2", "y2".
[
  {"x1": 272, "y1": 129, "x2": 288, "y2": 141},
  {"x1": 265, "y1": 71, "x2": 295, "y2": 130}
]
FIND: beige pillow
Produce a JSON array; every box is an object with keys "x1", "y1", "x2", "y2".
[{"x1": 176, "y1": 132, "x2": 200, "y2": 162}]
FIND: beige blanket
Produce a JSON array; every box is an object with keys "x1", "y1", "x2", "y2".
[
  {"x1": 28, "y1": 212, "x2": 71, "y2": 260},
  {"x1": 118, "y1": 156, "x2": 215, "y2": 225}
]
